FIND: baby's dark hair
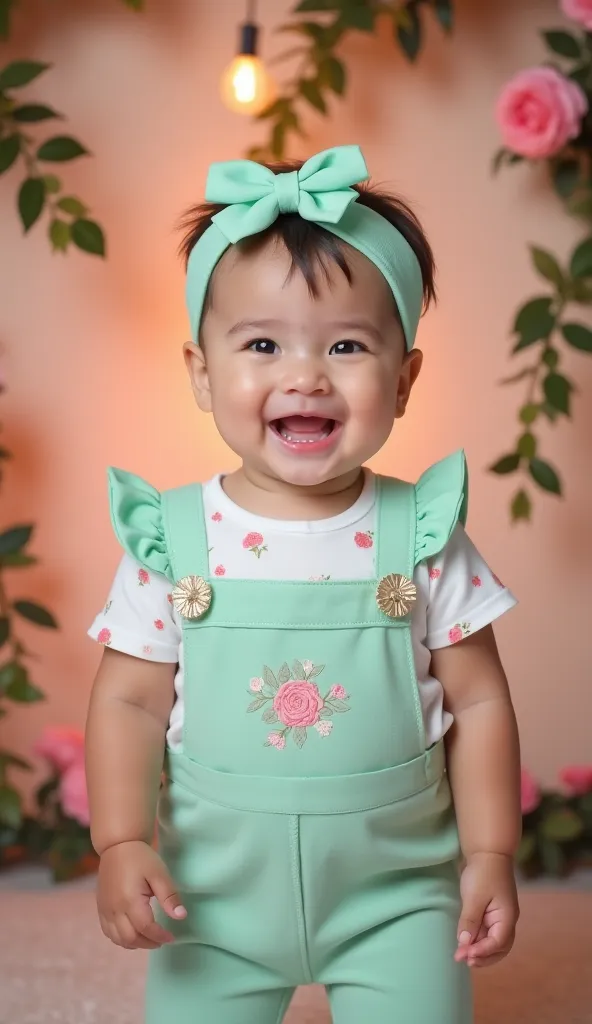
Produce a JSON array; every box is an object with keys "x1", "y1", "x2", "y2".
[{"x1": 179, "y1": 159, "x2": 436, "y2": 323}]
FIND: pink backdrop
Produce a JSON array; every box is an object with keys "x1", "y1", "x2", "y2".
[{"x1": 1, "y1": 0, "x2": 590, "y2": 790}]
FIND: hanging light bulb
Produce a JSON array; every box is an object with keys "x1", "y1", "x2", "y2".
[{"x1": 221, "y1": 0, "x2": 276, "y2": 116}]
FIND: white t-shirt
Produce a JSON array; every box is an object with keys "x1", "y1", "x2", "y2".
[{"x1": 89, "y1": 470, "x2": 516, "y2": 751}]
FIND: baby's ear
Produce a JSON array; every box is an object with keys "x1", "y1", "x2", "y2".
[{"x1": 183, "y1": 341, "x2": 212, "y2": 413}]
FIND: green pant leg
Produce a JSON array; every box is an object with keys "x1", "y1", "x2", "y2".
[
  {"x1": 145, "y1": 943, "x2": 294, "y2": 1024},
  {"x1": 325, "y1": 907, "x2": 472, "y2": 1024}
]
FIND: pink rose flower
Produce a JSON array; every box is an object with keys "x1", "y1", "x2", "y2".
[
  {"x1": 429, "y1": 567, "x2": 441, "y2": 581},
  {"x1": 472, "y1": 575, "x2": 482, "y2": 588},
  {"x1": 520, "y1": 768, "x2": 541, "y2": 815},
  {"x1": 154, "y1": 619, "x2": 164, "y2": 631},
  {"x1": 315, "y1": 720, "x2": 333, "y2": 737},
  {"x1": 273, "y1": 680, "x2": 323, "y2": 728},
  {"x1": 60, "y1": 759, "x2": 90, "y2": 826},
  {"x1": 496, "y1": 67, "x2": 588, "y2": 159},
  {"x1": 211, "y1": 511, "x2": 222, "y2": 522},
  {"x1": 250, "y1": 677, "x2": 264, "y2": 692},
  {"x1": 448, "y1": 626, "x2": 463, "y2": 645},
  {"x1": 559, "y1": 765, "x2": 592, "y2": 795},
  {"x1": 354, "y1": 531, "x2": 373, "y2": 549},
  {"x1": 268, "y1": 732, "x2": 286, "y2": 750},
  {"x1": 561, "y1": 0, "x2": 592, "y2": 30},
  {"x1": 97, "y1": 627, "x2": 111, "y2": 646},
  {"x1": 138, "y1": 568, "x2": 150, "y2": 586},
  {"x1": 35, "y1": 726, "x2": 84, "y2": 773},
  {"x1": 330, "y1": 684, "x2": 347, "y2": 700},
  {"x1": 243, "y1": 532, "x2": 264, "y2": 549}
]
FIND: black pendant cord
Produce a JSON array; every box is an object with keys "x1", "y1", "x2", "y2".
[{"x1": 240, "y1": 0, "x2": 259, "y2": 56}]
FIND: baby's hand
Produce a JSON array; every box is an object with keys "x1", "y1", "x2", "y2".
[
  {"x1": 97, "y1": 840, "x2": 187, "y2": 950},
  {"x1": 455, "y1": 851, "x2": 519, "y2": 968}
]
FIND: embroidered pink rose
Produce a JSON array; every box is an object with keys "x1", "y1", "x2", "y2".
[
  {"x1": 35, "y1": 726, "x2": 84, "y2": 772},
  {"x1": 448, "y1": 622, "x2": 471, "y2": 645},
  {"x1": 472, "y1": 575, "x2": 482, "y2": 588},
  {"x1": 559, "y1": 765, "x2": 592, "y2": 796},
  {"x1": 354, "y1": 531, "x2": 373, "y2": 549},
  {"x1": 561, "y1": 0, "x2": 592, "y2": 30},
  {"x1": 496, "y1": 67, "x2": 588, "y2": 159},
  {"x1": 214, "y1": 565, "x2": 226, "y2": 576},
  {"x1": 250, "y1": 677, "x2": 264, "y2": 692},
  {"x1": 315, "y1": 720, "x2": 333, "y2": 737},
  {"x1": 520, "y1": 768, "x2": 541, "y2": 815},
  {"x1": 330, "y1": 684, "x2": 347, "y2": 700},
  {"x1": 268, "y1": 733, "x2": 286, "y2": 750},
  {"x1": 60, "y1": 759, "x2": 90, "y2": 827},
  {"x1": 243, "y1": 531, "x2": 267, "y2": 558},
  {"x1": 211, "y1": 511, "x2": 222, "y2": 522},
  {"x1": 138, "y1": 568, "x2": 150, "y2": 586},
  {"x1": 154, "y1": 619, "x2": 164, "y2": 631},
  {"x1": 273, "y1": 680, "x2": 323, "y2": 728},
  {"x1": 97, "y1": 627, "x2": 111, "y2": 646},
  {"x1": 429, "y1": 567, "x2": 441, "y2": 581}
]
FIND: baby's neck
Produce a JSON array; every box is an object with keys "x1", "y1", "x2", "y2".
[{"x1": 221, "y1": 466, "x2": 365, "y2": 521}]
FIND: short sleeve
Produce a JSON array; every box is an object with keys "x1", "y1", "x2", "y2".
[
  {"x1": 108, "y1": 467, "x2": 172, "y2": 581},
  {"x1": 88, "y1": 553, "x2": 180, "y2": 662},
  {"x1": 415, "y1": 451, "x2": 468, "y2": 566},
  {"x1": 424, "y1": 524, "x2": 517, "y2": 649}
]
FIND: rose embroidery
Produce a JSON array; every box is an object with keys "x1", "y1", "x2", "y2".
[
  {"x1": 472, "y1": 575, "x2": 482, "y2": 588},
  {"x1": 246, "y1": 660, "x2": 350, "y2": 749},
  {"x1": 154, "y1": 619, "x2": 164, "y2": 631},
  {"x1": 97, "y1": 628, "x2": 111, "y2": 646},
  {"x1": 354, "y1": 531, "x2": 373, "y2": 549},
  {"x1": 138, "y1": 568, "x2": 150, "y2": 587},
  {"x1": 211, "y1": 511, "x2": 222, "y2": 522},
  {"x1": 309, "y1": 574, "x2": 331, "y2": 582},
  {"x1": 243, "y1": 531, "x2": 267, "y2": 558},
  {"x1": 448, "y1": 622, "x2": 471, "y2": 645},
  {"x1": 214, "y1": 565, "x2": 226, "y2": 576},
  {"x1": 429, "y1": 567, "x2": 441, "y2": 581}
]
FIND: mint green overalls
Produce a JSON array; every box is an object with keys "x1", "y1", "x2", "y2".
[{"x1": 108, "y1": 451, "x2": 472, "y2": 1024}]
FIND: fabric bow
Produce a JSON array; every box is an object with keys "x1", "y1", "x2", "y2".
[{"x1": 206, "y1": 145, "x2": 369, "y2": 244}]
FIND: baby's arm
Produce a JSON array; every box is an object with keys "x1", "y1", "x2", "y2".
[
  {"x1": 432, "y1": 626, "x2": 521, "y2": 967},
  {"x1": 86, "y1": 648, "x2": 186, "y2": 949}
]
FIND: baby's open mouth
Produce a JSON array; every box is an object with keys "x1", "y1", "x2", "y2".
[{"x1": 270, "y1": 416, "x2": 337, "y2": 444}]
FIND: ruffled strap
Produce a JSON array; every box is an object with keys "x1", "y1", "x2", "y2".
[
  {"x1": 107, "y1": 468, "x2": 173, "y2": 581},
  {"x1": 415, "y1": 450, "x2": 468, "y2": 565}
]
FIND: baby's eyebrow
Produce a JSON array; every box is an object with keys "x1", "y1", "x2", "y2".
[
  {"x1": 330, "y1": 319, "x2": 383, "y2": 343},
  {"x1": 227, "y1": 318, "x2": 384, "y2": 341},
  {"x1": 227, "y1": 318, "x2": 286, "y2": 336}
]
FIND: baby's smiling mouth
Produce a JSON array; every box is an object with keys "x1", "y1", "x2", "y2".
[{"x1": 269, "y1": 415, "x2": 337, "y2": 444}]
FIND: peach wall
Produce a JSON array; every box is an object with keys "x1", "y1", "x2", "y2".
[{"x1": 1, "y1": 0, "x2": 590, "y2": 790}]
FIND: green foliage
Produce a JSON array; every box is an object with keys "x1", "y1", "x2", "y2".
[{"x1": 518, "y1": 783, "x2": 592, "y2": 879}]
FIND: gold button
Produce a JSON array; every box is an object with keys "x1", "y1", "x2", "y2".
[
  {"x1": 376, "y1": 573, "x2": 417, "y2": 619},
  {"x1": 171, "y1": 575, "x2": 212, "y2": 619}
]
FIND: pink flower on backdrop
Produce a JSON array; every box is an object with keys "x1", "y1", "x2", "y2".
[
  {"x1": 496, "y1": 67, "x2": 588, "y2": 159},
  {"x1": 330, "y1": 684, "x2": 347, "y2": 700},
  {"x1": 559, "y1": 765, "x2": 592, "y2": 795},
  {"x1": 243, "y1": 532, "x2": 263, "y2": 549},
  {"x1": 35, "y1": 726, "x2": 84, "y2": 773},
  {"x1": 429, "y1": 567, "x2": 441, "y2": 581},
  {"x1": 520, "y1": 768, "x2": 541, "y2": 815},
  {"x1": 268, "y1": 732, "x2": 286, "y2": 750},
  {"x1": 273, "y1": 680, "x2": 324, "y2": 728},
  {"x1": 561, "y1": 0, "x2": 592, "y2": 30},
  {"x1": 60, "y1": 759, "x2": 90, "y2": 826},
  {"x1": 315, "y1": 720, "x2": 333, "y2": 737},
  {"x1": 354, "y1": 531, "x2": 373, "y2": 549}
]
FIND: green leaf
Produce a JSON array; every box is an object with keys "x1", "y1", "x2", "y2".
[
  {"x1": 543, "y1": 30, "x2": 581, "y2": 58},
  {"x1": 0, "y1": 60, "x2": 49, "y2": 90},
  {"x1": 569, "y1": 63, "x2": 589, "y2": 88},
  {"x1": 567, "y1": 191, "x2": 592, "y2": 218},
  {"x1": 562, "y1": 322, "x2": 592, "y2": 351},
  {"x1": 552, "y1": 158, "x2": 580, "y2": 199},
  {"x1": 570, "y1": 236, "x2": 592, "y2": 278},
  {"x1": 300, "y1": 79, "x2": 327, "y2": 114},
  {"x1": 122, "y1": 0, "x2": 144, "y2": 7},
  {"x1": 292, "y1": 659, "x2": 305, "y2": 679},
  {"x1": 309, "y1": 664, "x2": 324, "y2": 677},
  {"x1": 0, "y1": 552, "x2": 37, "y2": 567},
  {"x1": 262, "y1": 708, "x2": 279, "y2": 724},
  {"x1": 295, "y1": 0, "x2": 338, "y2": 9},
  {"x1": 42, "y1": 173, "x2": 61, "y2": 194},
  {"x1": 247, "y1": 696, "x2": 268, "y2": 713},
  {"x1": 515, "y1": 831, "x2": 536, "y2": 865},
  {"x1": 0, "y1": 785, "x2": 21, "y2": 829},
  {"x1": 541, "y1": 402, "x2": 559, "y2": 423},
  {"x1": 0, "y1": 618, "x2": 8, "y2": 647},
  {"x1": 517, "y1": 433, "x2": 536, "y2": 459},
  {"x1": 513, "y1": 296, "x2": 554, "y2": 346},
  {"x1": 71, "y1": 219, "x2": 105, "y2": 257},
  {"x1": 12, "y1": 104, "x2": 60, "y2": 123},
  {"x1": 18, "y1": 177, "x2": 45, "y2": 232},
  {"x1": 37, "y1": 136, "x2": 88, "y2": 162},
  {"x1": 529, "y1": 458, "x2": 561, "y2": 495},
  {"x1": 319, "y1": 706, "x2": 333, "y2": 718},
  {"x1": 542, "y1": 347, "x2": 559, "y2": 370},
  {"x1": 490, "y1": 454, "x2": 520, "y2": 475},
  {"x1": 530, "y1": 246, "x2": 564, "y2": 289},
  {"x1": 293, "y1": 726, "x2": 307, "y2": 748},
  {"x1": 0, "y1": 0, "x2": 15, "y2": 40},
  {"x1": 0, "y1": 525, "x2": 33, "y2": 556},
  {"x1": 57, "y1": 196, "x2": 87, "y2": 216},
  {"x1": 278, "y1": 662, "x2": 291, "y2": 685},
  {"x1": 0, "y1": 133, "x2": 20, "y2": 174},
  {"x1": 539, "y1": 838, "x2": 566, "y2": 876},
  {"x1": 434, "y1": 0, "x2": 453, "y2": 32},
  {"x1": 2, "y1": 662, "x2": 44, "y2": 702},
  {"x1": 326, "y1": 698, "x2": 349, "y2": 713},
  {"x1": 36, "y1": 777, "x2": 59, "y2": 809},
  {"x1": 263, "y1": 665, "x2": 279, "y2": 692},
  {"x1": 49, "y1": 218, "x2": 71, "y2": 253},
  {"x1": 318, "y1": 56, "x2": 346, "y2": 95},
  {"x1": 511, "y1": 488, "x2": 532, "y2": 522},
  {"x1": 340, "y1": 6, "x2": 374, "y2": 31},
  {"x1": 541, "y1": 808, "x2": 584, "y2": 842},
  {"x1": 397, "y1": 3, "x2": 422, "y2": 62},
  {"x1": 519, "y1": 403, "x2": 539, "y2": 425},
  {"x1": 0, "y1": 750, "x2": 31, "y2": 771},
  {"x1": 543, "y1": 373, "x2": 572, "y2": 415},
  {"x1": 500, "y1": 368, "x2": 536, "y2": 386},
  {"x1": 13, "y1": 600, "x2": 58, "y2": 629}
]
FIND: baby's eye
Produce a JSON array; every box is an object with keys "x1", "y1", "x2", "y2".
[
  {"x1": 330, "y1": 340, "x2": 366, "y2": 355},
  {"x1": 247, "y1": 338, "x2": 278, "y2": 355}
]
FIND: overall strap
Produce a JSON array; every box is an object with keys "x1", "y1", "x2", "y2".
[
  {"x1": 161, "y1": 483, "x2": 209, "y2": 582},
  {"x1": 375, "y1": 476, "x2": 416, "y2": 580}
]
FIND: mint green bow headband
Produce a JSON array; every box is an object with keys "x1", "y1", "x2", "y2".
[{"x1": 186, "y1": 145, "x2": 423, "y2": 350}]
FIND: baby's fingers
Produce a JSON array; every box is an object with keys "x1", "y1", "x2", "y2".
[
  {"x1": 114, "y1": 913, "x2": 161, "y2": 950},
  {"x1": 128, "y1": 899, "x2": 174, "y2": 946},
  {"x1": 467, "y1": 920, "x2": 515, "y2": 964}
]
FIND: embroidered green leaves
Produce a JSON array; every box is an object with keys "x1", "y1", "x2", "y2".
[{"x1": 247, "y1": 660, "x2": 350, "y2": 750}]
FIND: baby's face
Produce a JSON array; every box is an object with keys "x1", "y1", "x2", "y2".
[{"x1": 187, "y1": 238, "x2": 422, "y2": 490}]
